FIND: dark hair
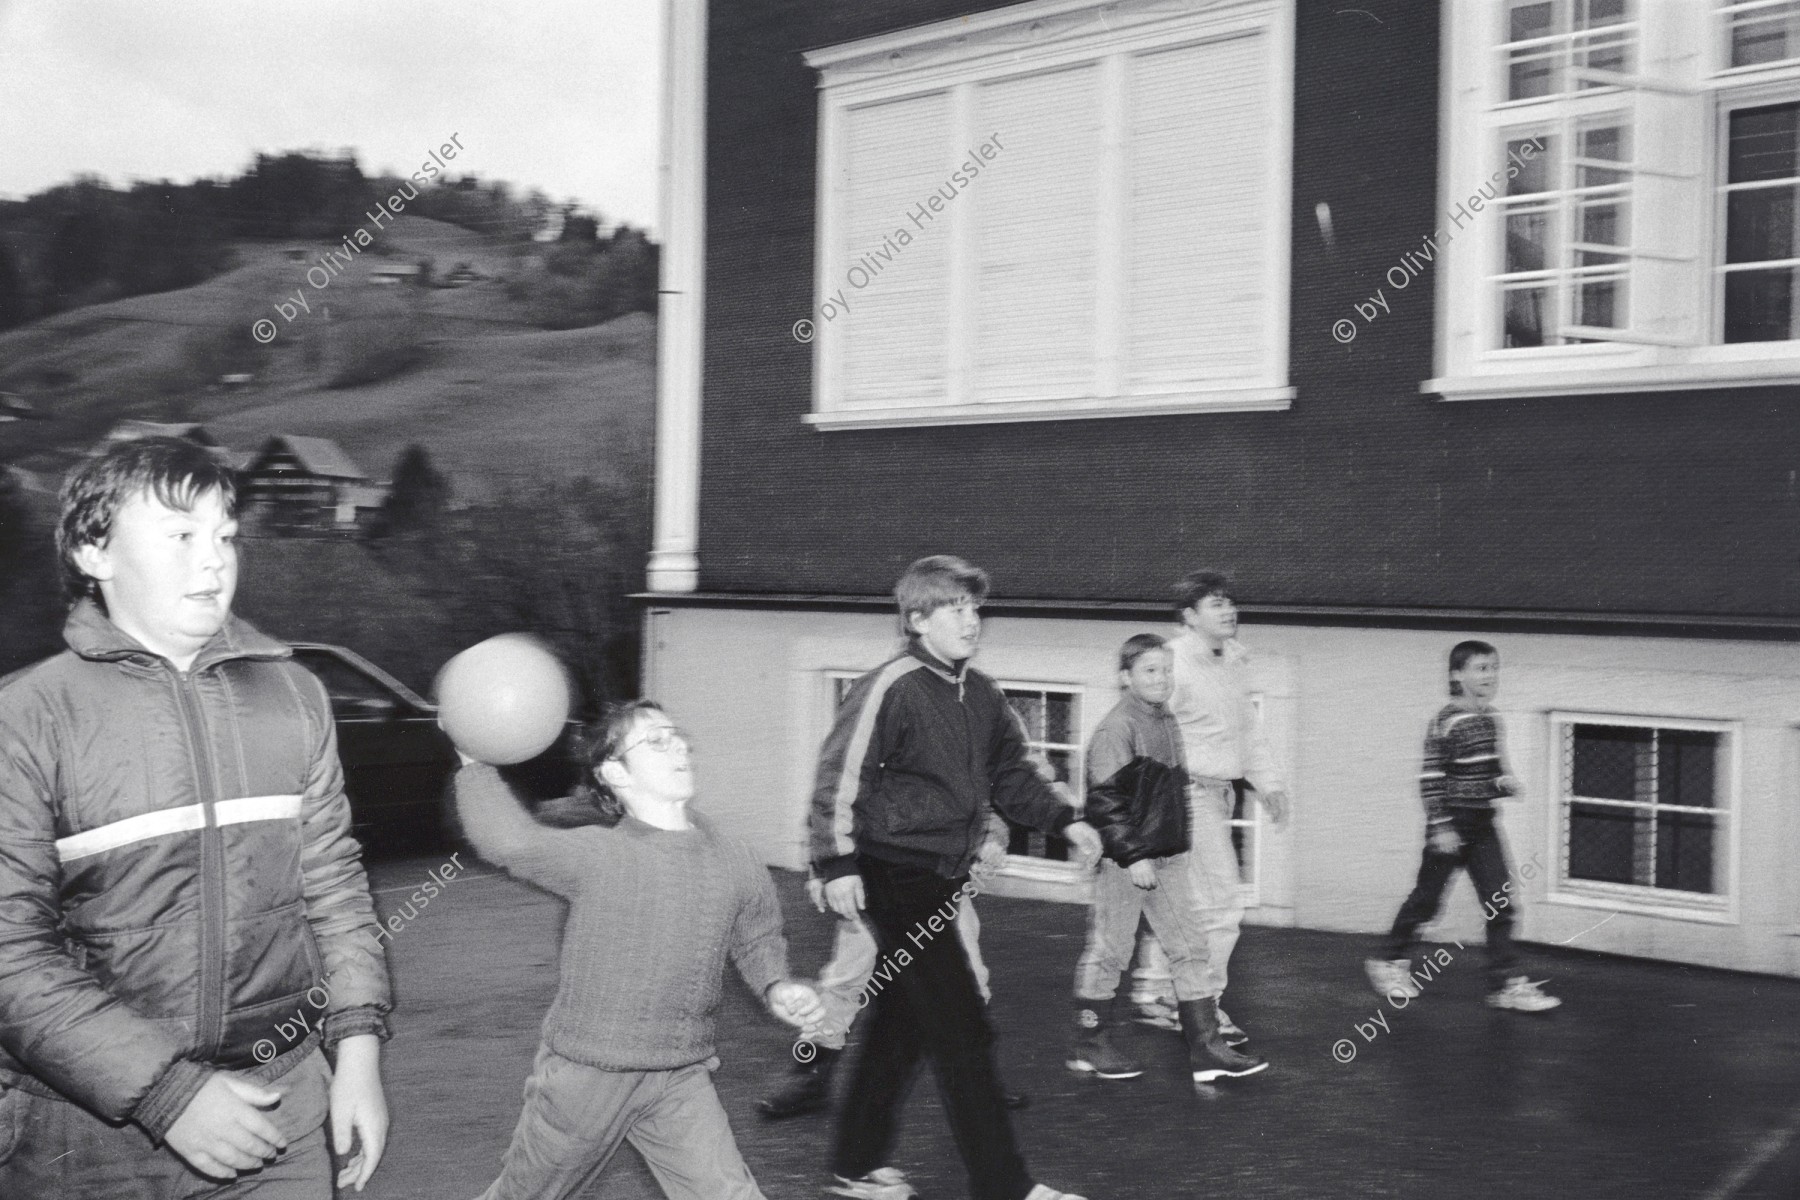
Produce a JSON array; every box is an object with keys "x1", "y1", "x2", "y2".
[
  {"x1": 895, "y1": 554, "x2": 990, "y2": 636},
  {"x1": 1119, "y1": 632, "x2": 1169, "y2": 672},
  {"x1": 567, "y1": 699, "x2": 666, "y2": 827},
  {"x1": 1447, "y1": 640, "x2": 1499, "y2": 695},
  {"x1": 57, "y1": 437, "x2": 238, "y2": 604},
  {"x1": 1172, "y1": 569, "x2": 1234, "y2": 615}
]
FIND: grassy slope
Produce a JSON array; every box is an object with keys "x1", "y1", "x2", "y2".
[
  {"x1": 0, "y1": 215, "x2": 655, "y2": 490},
  {"x1": 0, "y1": 217, "x2": 653, "y2": 682}
]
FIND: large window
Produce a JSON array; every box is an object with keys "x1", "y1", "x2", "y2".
[
  {"x1": 803, "y1": 0, "x2": 1294, "y2": 429},
  {"x1": 1433, "y1": 0, "x2": 1800, "y2": 398},
  {"x1": 1549, "y1": 713, "x2": 1737, "y2": 918}
]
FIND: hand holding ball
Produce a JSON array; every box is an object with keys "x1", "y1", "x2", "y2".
[{"x1": 435, "y1": 634, "x2": 572, "y2": 765}]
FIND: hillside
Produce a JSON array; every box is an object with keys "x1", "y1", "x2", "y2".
[{"x1": 0, "y1": 215, "x2": 655, "y2": 493}]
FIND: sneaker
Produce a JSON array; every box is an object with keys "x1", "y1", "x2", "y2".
[
  {"x1": 827, "y1": 1167, "x2": 919, "y2": 1199},
  {"x1": 1024, "y1": 1186, "x2": 1089, "y2": 1200},
  {"x1": 1130, "y1": 994, "x2": 1181, "y2": 1031},
  {"x1": 1487, "y1": 976, "x2": 1562, "y2": 1012},
  {"x1": 1215, "y1": 1006, "x2": 1249, "y2": 1046},
  {"x1": 1364, "y1": 957, "x2": 1423, "y2": 1000}
]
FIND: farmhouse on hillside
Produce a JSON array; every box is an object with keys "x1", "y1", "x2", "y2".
[{"x1": 239, "y1": 434, "x2": 385, "y2": 536}]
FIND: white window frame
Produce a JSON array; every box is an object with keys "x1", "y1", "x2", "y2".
[
  {"x1": 802, "y1": 0, "x2": 1294, "y2": 430},
  {"x1": 1543, "y1": 710, "x2": 1741, "y2": 924},
  {"x1": 1431, "y1": 0, "x2": 1800, "y2": 399}
]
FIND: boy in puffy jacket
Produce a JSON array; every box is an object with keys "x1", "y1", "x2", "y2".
[
  {"x1": 0, "y1": 437, "x2": 391, "y2": 1197},
  {"x1": 1070, "y1": 634, "x2": 1266, "y2": 1087}
]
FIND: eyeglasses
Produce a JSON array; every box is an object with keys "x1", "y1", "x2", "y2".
[{"x1": 618, "y1": 725, "x2": 692, "y2": 756}]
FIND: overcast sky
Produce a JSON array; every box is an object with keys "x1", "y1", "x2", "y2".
[{"x1": 0, "y1": 0, "x2": 663, "y2": 231}]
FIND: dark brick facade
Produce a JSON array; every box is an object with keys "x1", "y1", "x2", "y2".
[{"x1": 697, "y1": 0, "x2": 1800, "y2": 619}]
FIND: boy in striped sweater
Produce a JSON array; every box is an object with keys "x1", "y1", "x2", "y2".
[{"x1": 1364, "y1": 641, "x2": 1561, "y2": 1012}]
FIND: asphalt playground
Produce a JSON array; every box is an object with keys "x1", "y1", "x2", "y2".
[{"x1": 361, "y1": 857, "x2": 1800, "y2": 1200}]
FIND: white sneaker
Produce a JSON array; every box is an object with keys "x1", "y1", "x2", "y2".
[
  {"x1": 827, "y1": 1167, "x2": 919, "y2": 1199},
  {"x1": 1024, "y1": 1186, "x2": 1090, "y2": 1200},
  {"x1": 1487, "y1": 976, "x2": 1562, "y2": 1012},
  {"x1": 1364, "y1": 958, "x2": 1423, "y2": 1000}
]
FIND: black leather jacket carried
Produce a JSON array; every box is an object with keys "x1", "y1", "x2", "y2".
[{"x1": 1084, "y1": 691, "x2": 1191, "y2": 867}]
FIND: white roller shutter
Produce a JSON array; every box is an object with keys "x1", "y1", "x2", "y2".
[
  {"x1": 840, "y1": 91, "x2": 952, "y2": 406},
  {"x1": 1127, "y1": 32, "x2": 1271, "y2": 389},
  {"x1": 973, "y1": 64, "x2": 1102, "y2": 402}
]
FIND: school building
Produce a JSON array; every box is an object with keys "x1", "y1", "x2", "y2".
[{"x1": 640, "y1": 0, "x2": 1800, "y2": 978}]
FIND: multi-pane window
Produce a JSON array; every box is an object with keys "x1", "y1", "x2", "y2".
[
  {"x1": 1556, "y1": 716, "x2": 1733, "y2": 907},
  {"x1": 1723, "y1": 101, "x2": 1800, "y2": 340},
  {"x1": 1724, "y1": 0, "x2": 1800, "y2": 67},
  {"x1": 1000, "y1": 687, "x2": 1080, "y2": 863},
  {"x1": 1498, "y1": 123, "x2": 1632, "y2": 345},
  {"x1": 1503, "y1": 0, "x2": 1636, "y2": 101},
  {"x1": 1434, "y1": 1, "x2": 1800, "y2": 394}
]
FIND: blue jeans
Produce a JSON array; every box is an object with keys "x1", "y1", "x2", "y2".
[
  {"x1": 0, "y1": 1042, "x2": 332, "y2": 1200},
  {"x1": 478, "y1": 1045, "x2": 764, "y2": 1200},
  {"x1": 1385, "y1": 810, "x2": 1520, "y2": 990}
]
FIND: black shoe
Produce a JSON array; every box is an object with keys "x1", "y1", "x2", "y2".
[
  {"x1": 1177, "y1": 999, "x2": 1268, "y2": 1084},
  {"x1": 757, "y1": 1046, "x2": 839, "y2": 1119}
]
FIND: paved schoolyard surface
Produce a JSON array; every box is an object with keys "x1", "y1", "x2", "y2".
[{"x1": 360, "y1": 855, "x2": 1800, "y2": 1200}]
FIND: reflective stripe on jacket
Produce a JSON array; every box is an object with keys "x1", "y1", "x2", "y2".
[{"x1": 0, "y1": 601, "x2": 391, "y2": 1138}]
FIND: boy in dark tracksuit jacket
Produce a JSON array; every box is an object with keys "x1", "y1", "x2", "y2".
[
  {"x1": 809, "y1": 556, "x2": 1101, "y2": 1200},
  {"x1": 1070, "y1": 634, "x2": 1266, "y2": 1087}
]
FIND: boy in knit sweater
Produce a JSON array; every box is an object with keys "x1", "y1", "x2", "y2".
[
  {"x1": 1069, "y1": 634, "x2": 1266, "y2": 1086},
  {"x1": 1364, "y1": 641, "x2": 1561, "y2": 1012},
  {"x1": 451, "y1": 700, "x2": 825, "y2": 1200}
]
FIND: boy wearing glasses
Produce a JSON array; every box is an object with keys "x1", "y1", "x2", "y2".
[{"x1": 450, "y1": 700, "x2": 825, "y2": 1200}]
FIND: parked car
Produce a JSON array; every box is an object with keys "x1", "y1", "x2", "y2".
[{"x1": 290, "y1": 643, "x2": 581, "y2": 852}]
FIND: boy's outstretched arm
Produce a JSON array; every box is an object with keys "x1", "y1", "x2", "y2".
[
  {"x1": 727, "y1": 847, "x2": 796, "y2": 1006},
  {"x1": 452, "y1": 761, "x2": 592, "y2": 897}
]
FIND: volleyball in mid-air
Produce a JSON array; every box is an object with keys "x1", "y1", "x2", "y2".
[{"x1": 434, "y1": 634, "x2": 572, "y2": 765}]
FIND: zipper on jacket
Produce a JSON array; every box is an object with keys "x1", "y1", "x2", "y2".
[{"x1": 173, "y1": 669, "x2": 228, "y2": 1060}]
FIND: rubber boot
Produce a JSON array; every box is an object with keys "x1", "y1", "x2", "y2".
[
  {"x1": 1177, "y1": 998, "x2": 1268, "y2": 1083},
  {"x1": 757, "y1": 1045, "x2": 840, "y2": 1118},
  {"x1": 1066, "y1": 997, "x2": 1144, "y2": 1079}
]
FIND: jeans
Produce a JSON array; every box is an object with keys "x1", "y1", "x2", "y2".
[
  {"x1": 0, "y1": 1043, "x2": 332, "y2": 1200},
  {"x1": 814, "y1": 893, "x2": 989, "y2": 1050},
  {"x1": 1075, "y1": 854, "x2": 1210, "y2": 1002},
  {"x1": 478, "y1": 1045, "x2": 763, "y2": 1200},
  {"x1": 1385, "y1": 810, "x2": 1520, "y2": 990},
  {"x1": 1130, "y1": 778, "x2": 1242, "y2": 1002},
  {"x1": 833, "y1": 855, "x2": 1035, "y2": 1200}
]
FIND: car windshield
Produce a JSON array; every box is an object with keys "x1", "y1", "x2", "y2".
[{"x1": 294, "y1": 650, "x2": 410, "y2": 720}]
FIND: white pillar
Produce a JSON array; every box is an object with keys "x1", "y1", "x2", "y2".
[{"x1": 647, "y1": 0, "x2": 707, "y2": 593}]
